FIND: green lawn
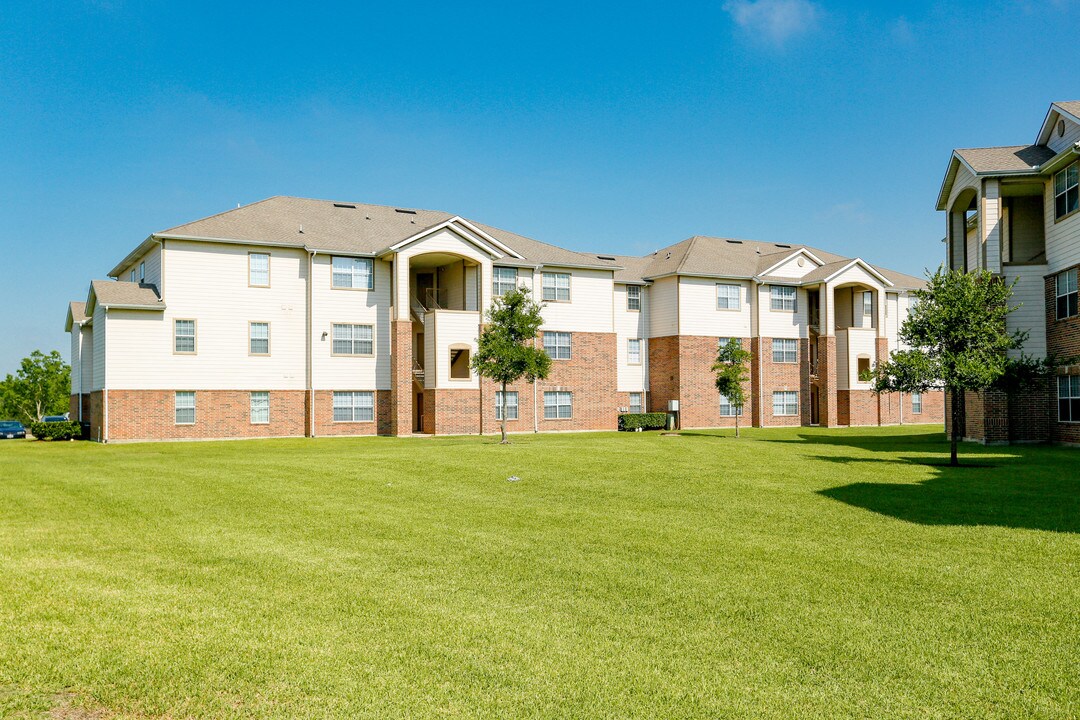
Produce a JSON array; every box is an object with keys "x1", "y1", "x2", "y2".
[{"x1": 0, "y1": 426, "x2": 1077, "y2": 719}]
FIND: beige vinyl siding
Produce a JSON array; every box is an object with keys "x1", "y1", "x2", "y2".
[
  {"x1": 92, "y1": 305, "x2": 106, "y2": 391},
  {"x1": 677, "y1": 277, "x2": 752, "y2": 337},
  {"x1": 982, "y1": 180, "x2": 1002, "y2": 272},
  {"x1": 757, "y1": 284, "x2": 808, "y2": 339},
  {"x1": 648, "y1": 276, "x2": 679, "y2": 337},
  {"x1": 1046, "y1": 181, "x2": 1080, "y2": 272},
  {"x1": 966, "y1": 221, "x2": 979, "y2": 271},
  {"x1": 835, "y1": 330, "x2": 849, "y2": 391},
  {"x1": 312, "y1": 256, "x2": 392, "y2": 391},
  {"x1": 106, "y1": 240, "x2": 308, "y2": 391},
  {"x1": 895, "y1": 293, "x2": 912, "y2": 352},
  {"x1": 614, "y1": 284, "x2": 648, "y2": 392},
  {"x1": 841, "y1": 328, "x2": 877, "y2": 391},
  {"x1": 69, "y1": 327, "x2": 82, "y2": 395},
  {"x1": 885, "y1": 292, "x2": 900, "y2": 353},
  {"x1": 427, "y1": 310, "x2": 480, "y2": 389},
  {"x1": 1047, "y1": 115, "x2": 1080, "y2": 155},
  {"x1": 1003, "y1": 264, "x2": 1049, "y2": 358},
  {"x1": 538, "y1": 267, "x2": 614, "y2": 333},
  {"x1": 949, "y1": 163, "x2": 979, "y2": 213},
  {"x1": 394, "y1": 227, "x2": 493, "y2": 319},
  {"x1": 80, "y1": 326, "x2": 94, "y2": 393},
  {"x1": 120, "y1": 244, "x2": 162, "y2": 287},
  {"x1": 765, "y1": 253, "x2": 816, "y2": 278}
]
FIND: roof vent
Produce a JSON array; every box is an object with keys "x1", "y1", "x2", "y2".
[
  {"x1": 725, "y1": 239, "x2": 743, "y2": 244},
  {"x1": 395, "y1": 208, "x2": 417, "y2": 215},
  {"x1": 597, "y1": 255, "x2": 616, "y2": 261},
  {"x1": 333, "y1": 203, "x2": 356, "y2": 209},
  {"x1": 774, "y1": 244, "x2": 791, "y2": 248}
]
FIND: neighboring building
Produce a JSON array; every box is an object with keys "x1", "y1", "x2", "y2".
[
  {"x1": 65, "y1": 196, "x2": 941, "y2": 442},
  {"x1": 937, "y1": 100, "x2": 1080, "y2": 445}
]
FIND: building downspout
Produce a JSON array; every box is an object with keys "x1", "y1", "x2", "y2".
[
  {"x1": 306, "y1": 248, "x2": 316, "y2": 438},
  {"x1": 101, "y1": 306, "x2": 109, "y2": 443}
]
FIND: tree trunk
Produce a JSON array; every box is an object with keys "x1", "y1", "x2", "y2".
[
  {"x1": 950, "y1": 389, "x2": 960, "y2": 467},
  {"x1": 500, "y1": 380, "x2": 508, "y2": 444},
  {"x1": 735, "y1": 408, "x2": 740, "y2": 438}
]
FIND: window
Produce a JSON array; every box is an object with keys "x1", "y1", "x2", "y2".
[
  {"x1": 543, "y1": 331, "x2": 571, "y2": 360},
  {"x1": 174, "y1": 319, "x2": 196, "y2": 354},
  {"x1": 449, "y1": 346, "x2": 471, "y2": 379},
  {"x1": 139, "y1": 262, "x2": 145, "y2": 282},
  {"x1": 629, "y1": 392, "x2": 643, "y2": 414},
  {"x1": 716, "y1": 284, "x2": 741, "y2": 310},
  {"x1": 772, "y1": 338, "x2": 797, "y2": 363},
  {"x1": 333, "y1": 391, "x2": 374, "y2": 422},
  {"x1": 862, "y1": 291, "x2": 873, "y2": 317},
  {"x1": 249, "y1": 253, "x2": 270, "y2": 287},
  {"x1": 627, "y1": 285, "x2": 641, "y2": 311},
  {"x1": 542, "y1": 272, "x2": 571, "y2": 302},
  {"x1": 772, "y1": 391, "x2": 798, "y2": 416},
  {"x1": 495, "y1": 391, "x2": 519, "y2": 420},
  {"x1": 175, "y1": 391, "x2": 195, "y2": 425},
  {"x1": 1054, "y1": 161, "x2": 1079, "y2": 220},
  {"x1": 249, "y1": 322, "x2": 270, "y2": 355},
  {"x1": 857, "y1": 356, "x2": 872, "y2": 382},
  {"x1": 770, "y1": 285, "x2": 796, "y2": 311},
  {"x1": 718, "y1": 337, "x2": 732, "y2": 349},
  {"x1": 1059, "y1": 376, "x2": 1080, "y2": 423},
  {"x1": 1057, "y1": 268, "x2": 1078, "y2": 320},
  {"x1": 544, "y1": 391, "x2": 572, "y2": 419},
  {"x1": 250, "y1": 392, "x2": 269, "y2": 424},
  {"x1": 493, "y1": 267, "x2": 518, "y2": 296},
  {"x1": 332, "y1": 324, "x2": 373, "y2": 356},
  {"x1": 627, "y1": 338, "x2": 642, "y2": 365},
  {"x1": 911, "y1": 392, "x2": 923, "y2": 415},
  {"x1": 129, "y1": 270, "x2": 135, "y2": 282},
  {"x1": 719, "y1": 394, "x2": 738, "y2": 417},
  {"x1": 332, "y1": 256, "x2": 374, "y2": 289}
]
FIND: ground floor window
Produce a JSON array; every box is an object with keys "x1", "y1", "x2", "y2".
[
  {"x1": 495, "y1": 391, "x2": 519, "y2": 420},
  {"x1": 911, "y1": 392, "x2": 923, "y2": 414},
  {"x1": 772, "y1": 391, "x2": 798, "y2": 416},
  {"x1": 333, "y1": 391, "x2": 374, "y2": 422},
  {"x1": 175, "y1": 391, "x2": 195, "y2": 425},
  {"x1": 1059, "y1": 376, "x2": 1080, "y2": 423},
  {"x1": 250, "y1": 391, "x2": 269, "y2": 424},
  {"x1": 629, "y1": 392, "x2": 643, "y2": 414},
  {"x1": 544, "y1": 391, "x2": 572, "y2": 419},
  {"x1": 720, "y1": 394, "x2": 739, "y2": 416}
]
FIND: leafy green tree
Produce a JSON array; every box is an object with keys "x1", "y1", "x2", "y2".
[
  {"x1": 712, "y1": 338, "x2": 752, "y2": 438},
  {"x1": 873, "y1": 267, "x2": 1023, "y2": 466},
  {"x1": 0, "y1": 350, "x2": 71, "y2": 424},
  {"x1": 471, "y1": 286, "x2": 551, "y2": 444}
]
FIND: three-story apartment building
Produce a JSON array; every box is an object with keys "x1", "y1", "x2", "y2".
[
  {"x1": 65, "y1": 196, "x2": 941, "y2": 441},
  {"x1": 937, "y1": 100, "x2": 1080, "y2": 444}
]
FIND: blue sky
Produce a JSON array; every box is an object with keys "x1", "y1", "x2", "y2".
[{"x1": 1, "y1": 0, "x2": 1077, "y2": 372}]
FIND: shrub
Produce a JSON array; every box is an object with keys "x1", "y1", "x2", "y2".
[
  {"x1": 618, "y1": 412, "x2": 668, "y2": 431},
  {"x1": 28, "y1": 420, "x2": 82, "y2": 441}
]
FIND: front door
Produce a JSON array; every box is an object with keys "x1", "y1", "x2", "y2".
[{"x1": 810, "y1": 386, "x2": 820, "y2": 425}]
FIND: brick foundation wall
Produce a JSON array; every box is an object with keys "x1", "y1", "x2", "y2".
[
  {"x1": 1046, "y1": 274, "x2": 1080, "y2": 444},
  {"x1": 390, "y1": 320, "x2": 414, "y2": 436},
  {"x1": 536, "y1": 332, "x2": 619, "y2": 431},
  {"x1": 312, "y1": 389, "x2": 391, "y2": 437},
  {"x1": 647, "y1": 335, "x2": 680, "y2": 414},
  {"x1": 89, "y1": 391, "x2": 103, "y2": 442},
  {"x1": 817, "y1": 336, "x2": 839, "y2": 427},
  {"x1": 104, "y1": 389, "x2": 308, "y2": 441},
  {"x1": 68, "y1": 393, "x2": 91, "y2": 422},
  {"x1": 908, "y1": 390, "x2": 944, "y2": 424},
  {"x1": 675, "y1": 336, "x2": 752, "y2": 428},
  {"x1": 426, "y1": 388, "x2": 482, "y2": 435},
  {"x1": 757, "y1": 337, "x2": 808, "y2": 427},
  {"x1": 479, "y1": 378, "x2": 541, "y2": 434}
]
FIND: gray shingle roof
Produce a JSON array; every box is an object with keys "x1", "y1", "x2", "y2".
[
  {"x1": 89, "y1": 280, "x2": 164, "y2": 310},
  {"x1": 68, "y1": 301, "x2": 87, "y2": 324},
  {"x1": 954, "y1": 145, "x2": 1056, "y2": 173},
  {"x1": 1055, "y1": 101, "x2": 1080, "y2": 119}
]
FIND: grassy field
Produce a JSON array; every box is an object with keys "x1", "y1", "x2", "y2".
[{"x1": 0, "y1": 426, "x2": 1077, "y2": 719}]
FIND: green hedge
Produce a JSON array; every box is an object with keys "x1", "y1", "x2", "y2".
[
  {"x1": 618, "y1": 412, "x2": 668, "y2": 431},
  {"x1": 28, "y1": 420, "x2": 82, "y2": 441}
]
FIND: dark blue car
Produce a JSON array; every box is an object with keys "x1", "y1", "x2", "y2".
[{"x1": 0, "y1": 421, "x2": 26, "y2": 439}]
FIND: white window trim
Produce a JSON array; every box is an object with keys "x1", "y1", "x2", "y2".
[
  {"x1": 911, "y1": 392, "x2": 923, "y2": 415},
  {"x1": 770, "y1": 285, "x2": 797, "y2": 312},
  {"x1": 543, "y1": 331, "x2": 572, "y2": 360},
  {"x1": 626, "y1": 285, "x2": 641, "y2": 312},
  {"x1": 628, "y1": 392, "x2": 643, "y2": 414},
  {"x1": 330, "y1": 323, "x2": 375, "y2": 357},
  {"x1": 772, "y1": 338, "x2": 798, "y2": 364},
  {"x1": 332, "y1": 390, "x2": 375, "y2": 423},
  {"x1": 331, "y1": 256, "x2": 375, "y2": 291},
  {"x1": 174, "y1": 391, "x2": 196, "y2": 425},
  {"x1": 1057, "y1": 268, "x2": 1078, "y2": 320},
  {"x1": 716, "y1": 283, "x2": 742, "y2": 311},
  {"x1": 495, "y1": 391, "x2": 519, "y2": 421},
  {"x1": 542, "y1": 272, "x2": 571, "y2": 302},
  {"x1": 249, "y1": 321, "x2": 271, "y2": 356},
  {"x1": 772, "y1": 391, "x2": 799, "y2": 417},
  {"x1": 1054, "y1": 160, "x2": 1079, "y2": 222},
  {"x1": 493, "y1": 267, "x2": 518, "y2": 297},
  {"x1": 250, "y1": 391, "x2": 270, "y2": 425},
  {"x1": 173, "y1": 319, "x2": 197, "y2": 355},
  {"x1": 249, "y1": 252, "x2": 271, "y2": 288},
  {"x1": 627, "y1": 338, "x2": 642, "y2": 365},
  {"x1": 543, "y1": 390, "x2": 573, "y2": 420}
]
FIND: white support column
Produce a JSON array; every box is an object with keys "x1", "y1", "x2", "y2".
[
  {"x1": 876, "y1": 287, "x2": 887, "y2": 338},
  {"x1": 981, "y1": 178, "x2": 1002, "y2": 274}
]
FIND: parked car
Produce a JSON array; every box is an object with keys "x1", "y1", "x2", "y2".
[
  {"x1": 0, "y1": 421, "x2": 27, "y2": 440},
  {"x1": 42, "y1": 415, "x2": 69, "y2": 422}
]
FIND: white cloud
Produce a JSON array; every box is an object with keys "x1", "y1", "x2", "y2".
[{"x1": 723, "y1": 0, "x2": 822, "y2": 45}]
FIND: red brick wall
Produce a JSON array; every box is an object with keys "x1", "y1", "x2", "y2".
[
  {"x1": 68, "y1": 393, "x2": 90, "y2": 422},
  {"x1": 427, "y1": 388, "x2": 482, "y2": 435},
  {"x1": 479, "y1": 377, "x2": 540, "y2": 434},
  {"x1": 312, "y1": 390, "x2": 391, "y2": 437},
  {"x1": 1046, "y1": 274, "x2": 1080, "y2": 444},
  {"x1": 105, "y1": 389, "x2": 308, "y2": 442},
  {"x1": 535, "y1": 332, "x2": 619, "y2": 431},
  {"x1": 756, "y1": 337, "x2": 807, "y2": 427},
  {"x1": 647, "y1": 335, "x2": 680, "y2": 414},
  {"x1": 89, "y1": 391, "x2": 103, "y2": 442},
  {"x1": 817, "y1": 335, "x2": 839, "y2": 427},
  {"x1": 390, "y1": 320, "x2": 414, "y2": 436},
  {"x1": 674, "y1": 336, "x2": 752, "y2": 428},
  {"x1": 907, "y1": 390, "x2": 944, "y2": 424}
]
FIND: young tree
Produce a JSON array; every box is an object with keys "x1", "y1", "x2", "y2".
[
  {"x1": 712, "y1": 338, "x2": 752, "y2": 437},
  {"x1": 0, "y1": 350, "x2": 71, "y2": 424},
  {"x1": 471, "y1": 286, "x2": 552, "y2": 444},
  {"x1": 873, "y1": 267, "x2": 1023, "y2": 466}
]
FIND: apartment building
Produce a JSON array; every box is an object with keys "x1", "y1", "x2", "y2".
[
  {"x1": 65, "y1": 196, "x2": 941, "y2": 442},
  {"x1": 938, "y1": 100, "x2": 1080, "y2": 444}
]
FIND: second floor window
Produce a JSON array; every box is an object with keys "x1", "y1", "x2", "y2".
[
  {"x1": 772, "y1": 338, "x2": 797, "y2": 363},
  {"x1": 174, "y1": 319, "x2": 196, "y2": 354},
  {"x1": 543, "y1": 331, "x2": 571, "y2": 360},
  {"x1": 628, "y1": 338, "x2": 642, "y2": 365},
  {"x1": 542, "y1": 272, "x2": 570, "y2": 302},
  {"x1": 1057, "y1": 268, "x2": 1078, "y2": 320},
  {"x1": 332, "y1": 256, "x2": 374, "y2": 290},
  {"x1": 863, "y1": 291, "x2": 873, "y2": 317},
  {"x1": 139, "y1": 262, "x2": 145, "y2": 282},
  {"x1": 770, "y1": 285, "x2": 796, "y2": 311},
  {"x1": 332, "y1": 324, "x2": 374, "y2": 356},
  {"x1": 627, "y1": 285, "x2": 641, "y2": 311},
  {"x1": 1054, "y1": 161, "x2": 1079, "y2": 221},
  {"x1": 249, "y1": 253, "x2": 270, "y2": 286},
  {"x1": 716, "y1": 284, "x2": 741, "y2": 310},
  {"x1": 493, "y1": 267, "x2": 518, "y2": 296},
  {"x1": 249, "y1": 322, "x2": 270, "y2": 355}
]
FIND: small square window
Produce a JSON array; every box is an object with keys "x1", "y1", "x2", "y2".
[
  {"x1": 719, "y1": 394, "x2": 739, "y2": 417},
  {"x1": 493, "y1": 267, "x2": 518, "y2": 296},
  {"x1": 542, "y1": 272, "x2": 571, "y2": 302},
  {"x1": 543, "y1": 391, "x2": 572, "y2": 419},
  {"x1": 716, "y1": 284, "x2": 741, "y2": 310},
  {"x1": 772, "y1": 391, "x2": 798, "y2": 416},
  {"x1": 772, "y1": 338, "x2": 797, "y2": 363},
  {"x1": 543, "y1": 331, "x2": 571, "y2": 360},
  {"x1": 770, "y1": 285, "x2": 796, "y2": 312}
]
